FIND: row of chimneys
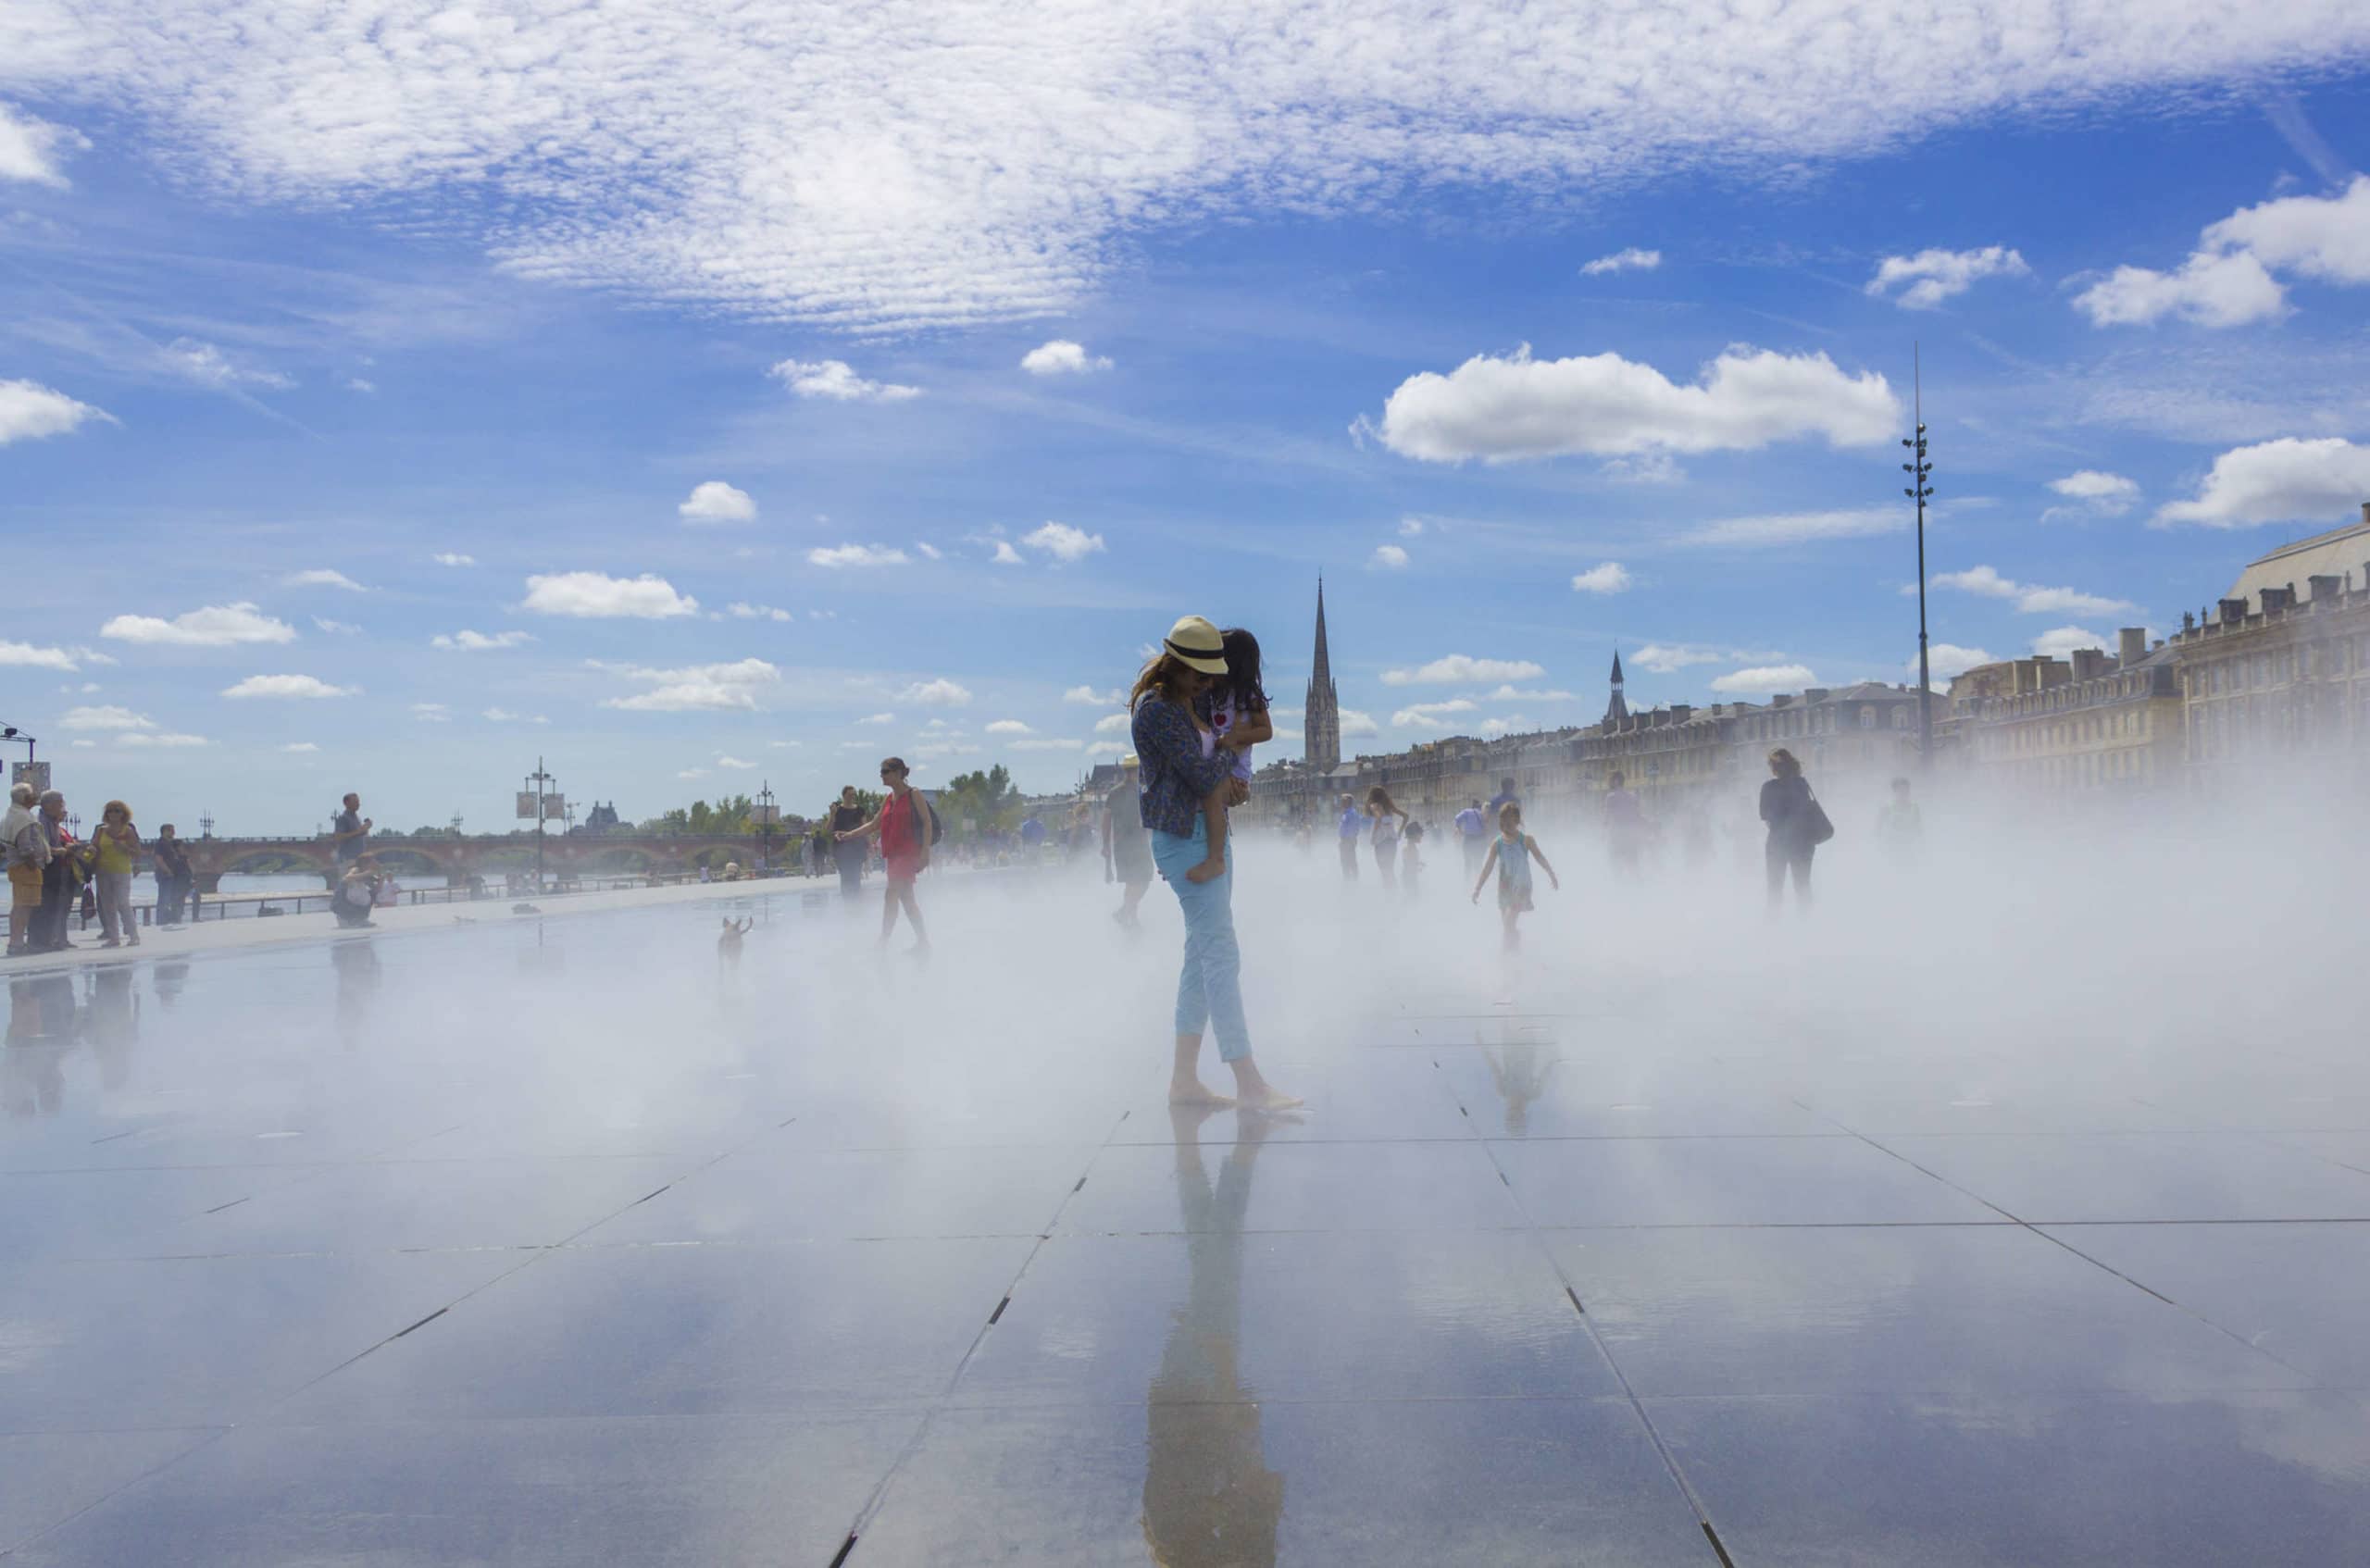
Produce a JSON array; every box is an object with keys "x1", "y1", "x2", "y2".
[{"x1": 2214, "y1": 567, "x2": 2362, "y2": 626}]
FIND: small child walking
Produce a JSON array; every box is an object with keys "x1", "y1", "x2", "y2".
[
  {"x1": 1471, "y1": 803, "x2": 1559, "y2": 950},
  {"x1": 1401, "y1": 818, "x2": 1427, "y2": 896}
]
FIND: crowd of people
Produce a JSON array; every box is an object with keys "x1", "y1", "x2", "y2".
[{"x1": 6, "y1": 783, "x2": 202, "y2": 958}]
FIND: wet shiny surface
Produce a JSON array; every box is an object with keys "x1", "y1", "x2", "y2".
[{"x1": 4, "y1": 873, "x2": 2365, "y2": 1564}]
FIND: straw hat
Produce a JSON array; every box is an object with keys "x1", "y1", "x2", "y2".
[
  {"x1": 1162, "y1": 615, "x2": 1229, "y2": 676},
  {"x1": 1120, "y1": 753, "x2": 1140, "y2": 768}
]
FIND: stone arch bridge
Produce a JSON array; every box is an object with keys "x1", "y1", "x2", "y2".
[{"x1": 177, "y1": 834, "x2": 787, "y2": 892}]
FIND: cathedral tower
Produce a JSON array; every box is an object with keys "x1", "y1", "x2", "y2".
[{"x1": 1304, "y1": 579, "x2": 1341, "y2": 773}]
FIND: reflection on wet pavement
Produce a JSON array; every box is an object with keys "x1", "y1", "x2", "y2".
[{"x1": 2, "y1": 878, "x2": 2366, "y2": 1565}]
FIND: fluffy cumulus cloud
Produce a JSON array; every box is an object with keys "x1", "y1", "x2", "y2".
[
  {"x1": 60, "y1": 704, "x2": 152, "y2": 731},
  {"x1": 1092, "y1": 711, "x2": 1131, "y2": 733},
  {"x1": 1570, "y1": 561, "x2": 1631, "y2": 594},
  {"x1": 2072, "y1": 249, "x2": 2284, "y2": 328},
  {"x1": 1579, "y1": 247, "x2": 1660, "y2": 276},
  {"x1": 2032, "y1": 626, "x2": 2109, "y2": 658},
  {"x1": 2082, "y1": 173, "x2": 2370, "y2": 329},
  {"x1": 18, "y1": 5, "x2": 2362, "y2": 331},
  {"x1": 100, "y1": 602, "x2": 296, "y2": 646},
  {"x1": 280, "y1": 740, "x2": 319, "y2": 753},
  {"x1": 990, "y1": 541, "x2": 1025, "y2": 566},
  {"x1": 679, "y1": 480, "x2": 756, "y2": 523},
  {"x1": 1684, "y1": 507, "x2": 1900, "y2": 548},
  {"x1": 432, "y1": 552, "x2": 476, "y2": 566},
  {"x1": 1391, "y1": 698, "x2": 1477, "y2": 728},
  {"x1": 0, "y1": 101, "x2": 84, "y2": 186},
  {"x1": 716, "y1": 754, "x2": 756, "y2": 769},
  {"x1": 809, "y1": 543, "x2": 911, "y2": 568},
  {"x1": 1633, "y1": 643, "x2": 1724, "y2": 674},
  {"x1": 282, "y1": 568, "x2": 366, "y2": 591},
  {"x1": 1065, "y1": 684, "x2": 1124, "y2": 705},
  {"x1": 1020, "y1": 339, "x2": 1111, "y2": 375},
  {"x1": 2046, "y1": 469, "x2": 2141, "y2": 518},
  {"x1": 1369, "y1": 543, "x2": 1409, "y2": 569},
  {"x1": 857, "y1": 712, "x2": 896, "y2": 726},
  {"x1": 985, "y1": 719, "x2": 1034, "y2": 735},
  {"x1": 1929, "y1": 565, "x2": 2136, "y2": 616},
  {"x1": 1382, "y1": 654, "x2": 1545, "y2": 687},
  {"x1": 602, "y1": 657, "x2": 782, "y2": 712},
  {"x1": 1485, "y1": 685, "x2": 1575, "y2": 702},
  {"x1": 412, "y1": 703, "x2": 450, "y2": 721},
  {"x1": 1864, "y1": 244, "x2": 2029, "y2": 308},
  {"x1": 1924, "y1": 643, "x2": 2001, "y2": 680},
  {"x1": 222, "y1": 673, "x2": 357, "y2": 699},
  {"x1": 901, "y1": 678, "x2": 973, "y2": 707},
  {"x1": 728, "y1": 602, "x2": 793, "y2": 621},
  {"x1": 0, "y1": 379, "x2": 112, "y2": 445},
  {"x1": 1, "y1": 640, "x2": 86, "y2": 671},
  {"x1": 769, "y1": 359, "x2": 919, "y2": 402},
  {"x1": 2154, "y1": 437, "x2": 2370, "y2": 528},
  {"x1": 1372, "y1": 344, "x2": 1896, "y2": 463},
  {"x1": 1022, "y1": 521, "x2": 1105, "y2": 562},
  {"x1": 1710, "y1": 664, "x2": 1815, "y2": 694},
  {"x1": 118, "y1": 731, "x2": 209, "y2": 748},
  {"x1": 1339, "y1": 710, "x2": 1378, "y2": 738},
  {"x1": 521, "y1": 571, "x2": 698, "y2": 617},
  {"x1": 2205, "y1": 174, "x2": 2370, "y2": 285},
  {"x1": 431, "y1": 629, "x2": 534, "y2": 651}
]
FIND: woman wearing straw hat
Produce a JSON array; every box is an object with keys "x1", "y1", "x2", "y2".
[
  {"x1": 1129, "y1": 616, "x2": 1300, "y2": 1111},
  {"x1": 1101, "y1": 753, "x2": 1154, "y2": 928}
]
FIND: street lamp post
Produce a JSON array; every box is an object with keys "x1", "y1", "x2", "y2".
[
  {"x1": 523, "y1": 756, "x2": 557, "y2": 890},
  {"x1": 756, "y1": 781, "x2": 776, "y2": 874},
  {"x1": 1902, "y1": 344, "x2": 1935, "y2": 771}
]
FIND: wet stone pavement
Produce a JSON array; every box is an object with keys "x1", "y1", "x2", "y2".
[{"x1": 3, "y1": 884, "x2": 2368, "y2": 1565}]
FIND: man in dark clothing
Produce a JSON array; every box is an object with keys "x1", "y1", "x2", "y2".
[
  {"x1": 829, "y1": 787, "x2": 867, "y2": 897},
  {"x1": 152, "y1": 825, "x2": 192, "y2": 926},
  {"x1": 331, "y1": 793, "x2": 372, "y2": 865},
  {"x1": 1487, "y1": 777, "x2": 1520, "y2": 828},
  {"x1": 32, "y1": 791, "x2": 78, "y2": 952}
]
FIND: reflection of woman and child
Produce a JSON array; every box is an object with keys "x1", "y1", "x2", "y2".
[
  {"x1": 1129, "y1": 616, "x2": 1297, "y2": 1113},
  {"x1": 1141, "y1": 1103, "x2": 1285, "y2": 1568},
  {"x1": 1481, "y1": 1022, "x2": 1560, "y2": 1137}
]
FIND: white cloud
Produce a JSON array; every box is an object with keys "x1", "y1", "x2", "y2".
[
  {"x1": 1710, "y1": 664, "x2": 1815, "y2": 694},
  {"x1": 602, "y1": 657, "x2": 782, "y2": 713},
  {"x1": 1374, "y1": 344, "x2": 1896, "y2": 463},
  {"x1": 221, "y1": 673, "x2": 356, "y2": 699},
  {"x1": 1369, "y1": 544, "x2": 1409, "y2": 569},
  {"x1": 118, "y1": 731, "x2": 209, "y2": 749},
  {"x1": 1010, "y1": 738, "x2": 1084, "y2": 751},
  {"x1": 2031, "y1": 626, "x2": 2107, "y2": 658},
  {"x1": 0, "y1": 641, "x2": 82, "y2": 671},
  {"x1": 162, "y1": 337, "x2": 293, "y2": 390},
  {"x1": 1477, "y1": 716, "x2": 1532, "y2": 737},
  {"x1": 2154, "y1": 437, "x2": 2370, "y2": 529},
  {"x1": 1924, "y1": 644, "x2": 2000, "y2": 680},
  {"x1": 678, "y1": 767, "x2": 710, "y2": 780},
  {"x1": 60, "y1": 704, "x2": 152, "y2": 731},
  {"x1": 432, "y1": 552, "x2": 476, "y2": 566},
  {"x1": 279, "y1": 740, "x2": 319, "y2": 753},
  {"x1": 1484, "y1": 685, "x2": 1575, "y2": 702},
  {"x1": 21, "y1": 7, "x2": 2370, "y2": 335},
  {"x1": 412, "y1": 703, "x2": 450, "y2": 721},
  {"x1": 679, "y1": 479, "x2": 757, "y2": 523},
  {"x1": 716, "y1": 754, "x2": 757, "y2": 769},
  {"x1": 312, "y1": 616, "x2": 360, "y2": 635},
  {"x1": 1085, "y1": 740, "x2": 1129, "y2": 757},
  {"x1": 1340, "y1": 710, "x2": 1378, "y2": 738},
  {"x1": 990, "y1": 541, "x2": 1025, "y2": 566},
  {"x1": 727, "y1": 602, "x2": 793, "y2": 621},
  {"x1": 1398, "y1": 518, "x2": 1425, "y2": 537},
  {"x1": 1684, "y1": 507, "x2": 1900, "y2": 548},
  {"x1": 0, "y1": 379, "x2": 112, "y2": 445},
  {"x1": 1092, "y1": 711, "x2": 1131, "y2": 733},
  {"x1": 1382, "y1": 654, "x2": 1545, "y2": 687},
  {"x1": 281, "y1": 568, "x2": 365, "y2": 591},
  {"x1": 521, "y1": 571, "x2": 698, "y2": 617},
  {"x1": 1391, "y1": 698, "x2": 1477, "y2": 728},
  {"x1": 769, "y1": 358, "x2": 919, "y2": 402},
  {"x1": 901, "y1": 678, "x2": 973, "y2": 707},
  {"x1": 1633, "y1": 643, "x2": 1725, "y2": 674},
  {"x1": 1865, "y1": 245, "x2": 2029, "y2": 309},
  {"x1": 858, "y1": 712, "x2": 896, "y2": 726},
  {"x1": 1929, "y1": 565, "x2": 2135, "y2": 616},
  {"x1": 100, "y1": 602, "x2": 296, "y2": 646},
  {"x1": 1570, "y1": 561, "x2": 1631, "y2": 594},
  {"x1": 986, "y1": 718, "x2": 1034, "y2": 735},
  {"x1": 2046, "y1": 469, "x2": 2140, "y2": 518},
  {"x1": 767, "y1": 740, "x2": 802, "y2": 749},
  {"x1": 432, "y1": 628, "x2": 536, "y2": 651},
  {"x1": 2204, "y1": 174, "x2": 2370, "y2": 286},
  {"x1": 0, "y1": 102, "x2": 82, "y2": 187},
  {"x1": 1579, "y1": 247, "x2": 1660, "y2": 276},
  {"x1": 1022, "y1": 521, "x2": 1106, "y2": 563},
  {"x1": 2072, "y1": 249, "x2": 2285, "y2": 328},
  {"x1": 346, "y1": 378, "x2": 376, "y2": 393},
  {"x1": 1020, "y1": 339, "x2": 1111, "y2": 375},
  {"x1": 1601, "y1": 452, "x2": 1685, "y2": 485},
  {"x1": 916, "y1": 542, "x2": 943, "y2": 560},
  {"x1": 481, "y1": 708, "x2": 519, "y2": 721},
  {"x1": 808, "y1": 543, "x2": 911, "y2": 568},
  {"x1": 1066, "y1": 685, "x2": 1124, "y2": 705}
]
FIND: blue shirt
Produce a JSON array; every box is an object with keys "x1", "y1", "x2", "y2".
[
  {"x1": 1487, "y1": 790, "x2": 1518, "y2": 825},
  {"x1": 1130, "y1": 697, "x2": 1233, "y2": 839},
  {"x1": 1019, "y1": 816, "x2": 1045, "y2": 845},
  {"x1": 1455, "y1": 807, "x2": 1484, "y2": 838},
  {"x1": 1337, "y1": 807, "x2": 1364, "y2": 840}
]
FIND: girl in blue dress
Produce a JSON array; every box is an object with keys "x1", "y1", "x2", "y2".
[{"x1": 1471, "y1": 803, "x2": 1560, "y2": 950}]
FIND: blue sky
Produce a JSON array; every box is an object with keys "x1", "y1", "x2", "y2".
[{"x1": 4, "y1": 6, "x2": 2370, "y2": 833}]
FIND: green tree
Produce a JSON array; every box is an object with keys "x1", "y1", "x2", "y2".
[{"x1": 938, "y1": 765, "x2": 1020, "y2": 839}]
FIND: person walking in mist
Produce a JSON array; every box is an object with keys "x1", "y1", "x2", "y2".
[
  {"x1": 152, "y1": 825, "x2": 192, "y2": 927},
  {"x1": 89, "y1": 800, "x2": 141, "y2": 949},
  {"x1": 1759, "y1": 748, "x2": 1822, "y2": 911},
  {"x1": 1366, "y1": 786, "x2": 1407, "y2": 893},
  {"x1": 1455, "y1": 798, "x2": 1488, "y2": 882},
  {"x1": 836, "y1": 757, "x2": 934, "y2": 955},
  {"x1": 1102, "y1": 754, "x2": 1154, "y2": 928},
  {"x1": 1334, "y1": 792, "x2": 1361, "y2": 881},
  {"x1": 829, "y1": 786, "x2": 868, "y2": 898},
  {"x1": 1130, "y1": 615, "x2": 1298, "y2": 1112},
  {"x1": 1472, "y1": 801, "x2": 1559, "y2": 952}
]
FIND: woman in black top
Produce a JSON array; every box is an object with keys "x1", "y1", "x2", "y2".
[
  {"x1": 1757, "y1": 747, "x2": 1815, "y2": 910},
  {"x1": 829, "y1": 787, "x2": 868, "y2": 897}
]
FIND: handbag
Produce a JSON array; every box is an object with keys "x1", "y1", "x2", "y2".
[{"x1": 1803, "y1": 790, "x2": 1836, "y2": 846}]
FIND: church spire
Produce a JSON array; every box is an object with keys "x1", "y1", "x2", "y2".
[
  {"x1": 1603, "y1": 648, "x2": 1630, "y2": 728},
  {"x1": 1304, "y1": 579, "x2": 1341, "y2": 774}
]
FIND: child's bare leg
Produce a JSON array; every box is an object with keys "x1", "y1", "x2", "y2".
[{"x1": 1185, "y1": 785, "x2": 1229, "y2": 883}]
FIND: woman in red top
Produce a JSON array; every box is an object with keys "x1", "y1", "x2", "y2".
[{"x1": 837, "y1": 756, "x2": 934, "y2": 954}]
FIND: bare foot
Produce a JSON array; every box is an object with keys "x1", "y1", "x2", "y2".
[
  {"x1": 1169, "y1": 1079, "x2": 1235, "y2": 1107},
  {"x1": 1236, "y1": 1085, "x2": 1304, "y2": 1114},
  {"x1": 1184, "y1": 854, "x2": 1227, "y2": 884}
]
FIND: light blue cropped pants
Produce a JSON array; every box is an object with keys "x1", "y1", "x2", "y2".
[{"x1": 1151, "y1": 820, "x2": 1251, "y2": 1063}]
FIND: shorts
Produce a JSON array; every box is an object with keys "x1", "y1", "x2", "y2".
[
  {"x1": 8, "y1": 862, "x2": 41, "y2": 906},
  {"x1": 1113, "y1": 835, "x2": 1153, "y2": 882}
]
